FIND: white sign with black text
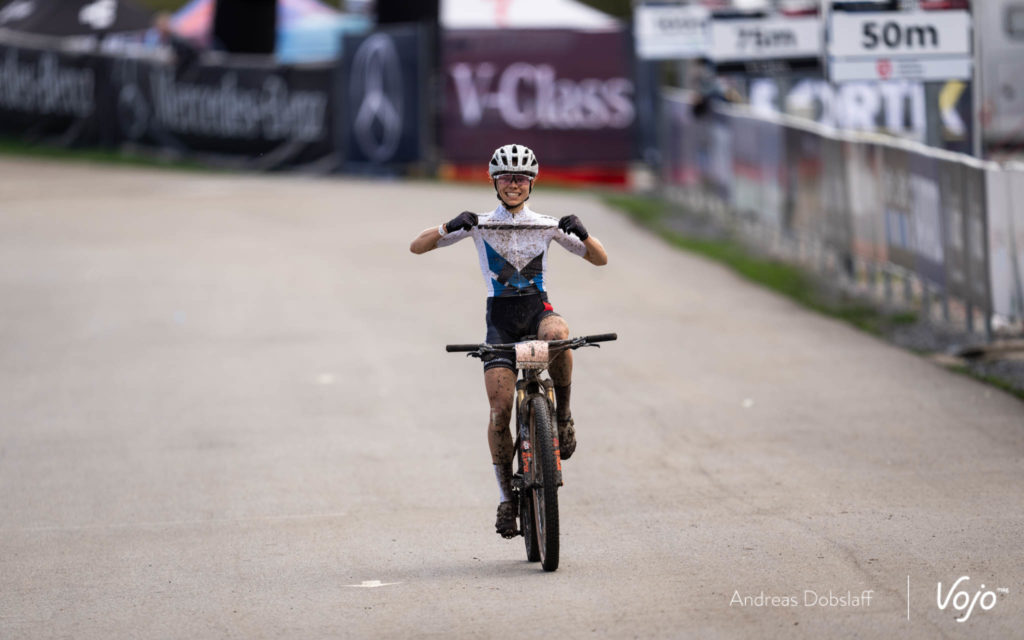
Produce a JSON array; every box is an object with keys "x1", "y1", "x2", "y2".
[
  {"x1": 829, "y1": 11, "x2": 972, "y2": 82},
  {"x1": 710, "y1": 16, "x2": 821, "y2": 62},
  {"x1": 634, "y1": 4, "x2": 710, "y2": 60}
]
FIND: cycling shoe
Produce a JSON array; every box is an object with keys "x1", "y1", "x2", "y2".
[
  {"x1": 558, "y1": 416, "x2": 576, "y2": 460},
  {"x1": 495, "y1": 500, "x2": 518, "y2": 538}
]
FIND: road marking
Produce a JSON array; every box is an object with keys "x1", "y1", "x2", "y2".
[{"x1": 345, "y1": 580, "x2": 401, "y2": 588}]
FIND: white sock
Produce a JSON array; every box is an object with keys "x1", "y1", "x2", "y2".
[{"x1": 494, "y1": 464, "x2": 513, "y2": 503}]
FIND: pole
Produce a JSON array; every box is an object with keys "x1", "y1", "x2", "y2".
[{"x1": 971, "y1": 0, "x2": 983, "y2": 159}]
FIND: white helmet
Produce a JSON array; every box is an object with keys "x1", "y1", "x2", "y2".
[{"x1": 488, "y1": 144, "x2": 539, "y2": 179}]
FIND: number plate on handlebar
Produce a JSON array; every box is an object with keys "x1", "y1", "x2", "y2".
[{"x1": 515, "y1": 341, "x2": 549, "y2": 370}]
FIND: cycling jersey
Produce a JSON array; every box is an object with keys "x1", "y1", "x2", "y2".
[{"x1": 436, "y1": 204, "x2": 587, "y2": 298}]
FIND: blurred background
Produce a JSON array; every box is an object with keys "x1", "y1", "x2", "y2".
[{"x1": 0, "y1": 0, "x2": 1022, "y2": 340}]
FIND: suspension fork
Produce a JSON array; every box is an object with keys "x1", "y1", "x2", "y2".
[{"x1": 515, "y1": 373, "x2": 562, "y2": 488}]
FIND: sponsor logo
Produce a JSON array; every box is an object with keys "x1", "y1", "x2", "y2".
[
  {"x1": 937, "y1": 576, "x2": 1007, "y2": 623},
  {"x1": 148, "y1": 71, "x2": 327, "y2": 142},
  {"x1": 450, "y1": 62, "x2": 634, "y2": 131},
  {"x1": 0, "y1": 49, "x2": 94, "y2": 117},
  {"x1": 79, "y1": 0, "x2": 116, "y2": 31},
  {"x1": 0, "y1": 0, "x2": 34, "y2": 25},
  {"x1": 750, "y1": 77, "x2": 926, "y2": 140},
  {"x1": 877, "y1": 58, "x2": 892, "y2": 79},
  {"x1": 349, "y1": 34, "x2": 404, "y2": 163}
]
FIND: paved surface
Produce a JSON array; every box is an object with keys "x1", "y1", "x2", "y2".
[{"x1": 0, "y1": 157, "x2": 1022, "y2": 639}]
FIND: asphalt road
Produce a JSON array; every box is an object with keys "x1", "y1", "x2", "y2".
[{"x1": 1, "y1": 158, "x2": 1022, "y2": 639}]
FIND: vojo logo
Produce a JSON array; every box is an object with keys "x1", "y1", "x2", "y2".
[{"x1": 937, "y1": 576, "x2": 1008, "y2": 622}]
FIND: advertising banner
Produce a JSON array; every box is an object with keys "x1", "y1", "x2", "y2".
[
  {"x1": 783, "y1": 126, "x2": 823, "y2": 241},
  {"x1": 105, "y1": 56, "x2": 337, "y2": 170},
  {"x1": 938, "y1": 158, "x2": 968, "y2": 300},
  {"x1": 908, "y1": 152, "x2": 944, "y2": 287},
  {"x1": 730, "y1": 114, "x2": 782, "y2": 228},
  {"x1": 844, "y1": 141, "x2": 886, "y2": 263},
  {"x1": 441, "y1": 29, "x2": 636, "y2": 167},
  {"x1": 340, "y1": 24, "x2": 427, "y2": 168},
  {"x1": 882, "y1": 146, "x2": 915, "y2": 273},
  {"x1": 821, "y1": 136, "x2": 851, "y2": 257},
  {"x1": 986, "y1": 167, "x2": 1024, "y2": 318},
  {"x1": 0, "y1": 43, "x2": 103, "y2": 147},
  {"x1": 962, "y1": 163, "x2": 991, "y2": 313}
]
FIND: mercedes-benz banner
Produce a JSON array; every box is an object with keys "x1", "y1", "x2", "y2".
[
  {"x1": 441, "y1": 28, "x2": 636, "y2": 167},
  {"x1": 107, "y1": 56, "x2": 338, "y2": 171},
  {"x1": 0, "y1": 44, "x2": 105, "y2": 147}
]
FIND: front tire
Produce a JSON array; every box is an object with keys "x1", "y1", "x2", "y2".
[
  {"x1": 520, "y1": 488, "x2": 540, "y2": 562},
  {"x1": 530, "y1": 395, "x2": 559, "y2": 571}
]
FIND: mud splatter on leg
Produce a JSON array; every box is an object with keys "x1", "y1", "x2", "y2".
[
  {"x1": 539, "y1": 315, "x2": 573, "y2": 417},
  {"x1": 484, "y1": 367, "x2": 516, "y2": 464}
]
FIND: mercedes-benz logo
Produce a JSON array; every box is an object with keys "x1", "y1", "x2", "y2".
[{"x1": 349, "y1": 34, "x2": 403, "y2": 163}]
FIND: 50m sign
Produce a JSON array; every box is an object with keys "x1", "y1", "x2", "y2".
[{"x1": 831, "y1": 11, "x2": 971, "y2": 58}]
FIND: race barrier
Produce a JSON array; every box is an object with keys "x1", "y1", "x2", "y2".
[
  {"x1": 0, "y1": 23, "x2": 639, "y2": 174},
  {"x1": 0, "y1": 37, "x2": 339, "y2": 170},
  {"x1": 661, "y1": 92, "x2": 1024, "y2": 332}
]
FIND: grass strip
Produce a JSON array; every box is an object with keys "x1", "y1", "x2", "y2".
[{"x1": 0, "y1": 138, "x2": 207, "y2": 172}]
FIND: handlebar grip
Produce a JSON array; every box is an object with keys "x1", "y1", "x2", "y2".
[
  {"x1": 584, "y1": 333, "x2": 617, "y2": 343},
  {"x1": 446, "y1": 344, "x2": 480, "y2": 352}
]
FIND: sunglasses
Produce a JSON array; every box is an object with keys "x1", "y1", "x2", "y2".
[{"x1": 495, "y1": 174, "x2": 533, "y2": 186}]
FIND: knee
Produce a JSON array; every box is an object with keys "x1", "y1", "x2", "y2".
[
  {"x1": 488, "y1": 403, "x2": 512, "y2": 431},
  {"x1": 539, "y1": 317, "x2": 569, "y2": 341}
]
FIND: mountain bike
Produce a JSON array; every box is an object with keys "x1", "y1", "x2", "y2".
[{"x1": 446, "y1": 332, "x2": 617, "y2": 572}]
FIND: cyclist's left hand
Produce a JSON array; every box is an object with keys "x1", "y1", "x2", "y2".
[{"x1": 558, "y1": 215, "x2": 589, "y2": 241}]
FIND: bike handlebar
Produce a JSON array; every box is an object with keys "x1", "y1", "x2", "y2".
[{"x1": 445, "y1": 333, "x2": 617, "y2": 353}]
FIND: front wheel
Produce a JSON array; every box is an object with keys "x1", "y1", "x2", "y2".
[
  {"x1": 520, "y1": 487, "x2": 540, "y2": 562},
  {"x1": 530, "y1": 395, "x2": 559, "y2": 571}
]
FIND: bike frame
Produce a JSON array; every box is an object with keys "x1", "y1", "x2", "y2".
[{"x1": 514, "y1": 367, "x2": 562, "y2": 490}]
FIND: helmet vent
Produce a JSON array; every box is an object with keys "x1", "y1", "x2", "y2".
[{"x1": 488, "y1": 143, "x2": 539, "y2": 179}]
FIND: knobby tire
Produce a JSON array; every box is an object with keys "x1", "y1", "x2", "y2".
[
  {"x1": 520, "y1": 486, "x2": 540, "y2": 562},
  {"x1": 530, "y1": 395, "x2": 559, "y2": 571}
]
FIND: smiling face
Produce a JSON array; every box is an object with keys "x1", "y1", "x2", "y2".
[{"x1": 494, "y1": 174, "x2": 533, "y2": 212}]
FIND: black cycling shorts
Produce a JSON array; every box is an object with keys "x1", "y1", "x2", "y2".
[{"x1": 482, "y1": 293, "x2": 560, "y2": 372}]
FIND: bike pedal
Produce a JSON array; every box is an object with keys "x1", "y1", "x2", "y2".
[{"x1": 500, "y1": 529, "x2": 521, "y2": 539}]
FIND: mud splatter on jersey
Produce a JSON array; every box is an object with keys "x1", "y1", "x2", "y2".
[{"x1": 437, "y1": 204, "x2": 586, "y2": 297}]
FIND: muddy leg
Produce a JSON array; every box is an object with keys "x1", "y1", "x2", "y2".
[
  {"x1": 538, "y1": 315, "x2": 572, "y2": 419},
  {"x1": 484, "y1": 367, "x2": 516, "y2": 465}
]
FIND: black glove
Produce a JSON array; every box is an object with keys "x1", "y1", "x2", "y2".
[
  {"x1": 444, "y1": 211, "x2": 478, "y2": 233},
  {"x1": 558, "y1": 215, "x2": 589, "y2": 241}
]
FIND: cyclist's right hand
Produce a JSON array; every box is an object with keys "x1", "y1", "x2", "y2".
[{"x1": 444, "y1": 211, "x2": 478, "y2": 233}]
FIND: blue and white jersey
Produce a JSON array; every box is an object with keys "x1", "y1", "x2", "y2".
[{"x1": 436, "y1": 204, "x2": 587, "y2": 298}]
